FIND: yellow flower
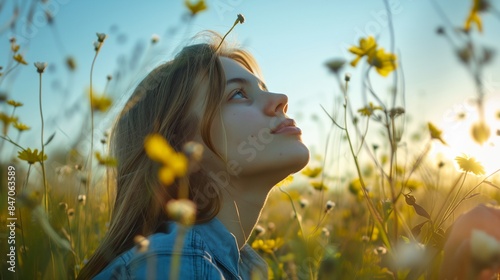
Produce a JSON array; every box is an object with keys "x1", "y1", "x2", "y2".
[
  {"x1": 95, "y1": 152, "x2": 117, "y2": 167},
  {"x1": 144, "y1": 134, "x2": 175, "y2": 164},
  {"x1": 0, "y1": 112, "x2": 18, "y2": 135},
  {"x1": 7, "y1": 100, "x2": 23, "y2": 107},
  {"x1": 464, "y1": 0, "x2": 490, "y2": 33},
  {"x1": 455, "y1": 154, "x2": 485, "y2": 175},
  {"x1": 13, "y1": 53, "x2": 28, "y2": 65},
  {"x1": 89, "y1": 90, "x2": 113, "y2": 112},
  {"x1": 159, "y1": 166, "x2": 175, "y2": 186},
  {"x1": 348, "y1": 178, "x2": 365, "y2": 200},
  {"x1": 66, "y1": 56, "x2": 77, "y2": 71},
  {"x1": 428, "y1": 122, "x2": 447, "y2": 145},
  {"x1": 251, "y1": 238, "x2": 284, "y2": 254},
  {"x1": 311, "y1": 180, "x2": 328, "y2": 191},
  {"x1": 11, "y1": 43, "x2": 20, "y2": 53},
  {"x1": 144, "y1": 134, "x2": 188, "y2": 186},
  {"x1": 18, "y1": 148, "x2": 47, "y2": 164},
  {"x1": 367, "y1": 48, "x2": 397, "y2": 77},
  {"x1": 185, "y1": 0, "x2": 207, "y2": 16},
  {"x1": 168, "y1": 153, "x2": 189, "y2": 175},
  {"x1": 302, "y1": 166, "x2": 322, "y2": 178},
  {"x1": 471, "y1": 121, "x2": 490, "y2": 145},
  {"x1": 358, "y1": 102, "x2": 383, "y2": 117},
  {"x1": 349, "y1": 36, "x2": 377, "y2": 67},
  {"x1": 13, "y1": 122, "x2": 30, "y2": 132}
]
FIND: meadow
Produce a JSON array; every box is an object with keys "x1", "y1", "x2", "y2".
[{"x1": 1, "y1": 0, "x2": 500, "y2": 279}]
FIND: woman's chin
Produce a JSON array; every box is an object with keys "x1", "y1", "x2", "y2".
[
  {"x1": 290, "y1": 144, "x2": 310, "y2": 173},
  {"x1": 275, "y1": 143, "x2": 310, "y2": 175}
]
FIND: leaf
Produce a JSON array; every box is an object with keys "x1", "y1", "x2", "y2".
[
  {"x1": 44, "y1": 132, "x2": 56, "y2": 146},
  {"x1": 411, "y1": 220, "x2": 429, "y2": 238},
  {"x1": 412, "y1": 203, "x2": 431, "y2": 219}
]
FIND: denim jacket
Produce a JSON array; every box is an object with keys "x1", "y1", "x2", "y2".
[{"x1": 93, "y1": 218, "x2": 268, "y2": 279}]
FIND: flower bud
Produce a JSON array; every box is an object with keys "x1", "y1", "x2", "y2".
[{"x1": 471, "y1": 121, "x2": 490, "y2": 145}]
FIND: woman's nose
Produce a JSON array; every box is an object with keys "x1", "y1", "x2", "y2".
[{"x1": 264, "y1": 93, "x2": 288, "y2": 116}]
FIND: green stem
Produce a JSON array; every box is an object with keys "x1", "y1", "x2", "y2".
[
  {"x1": 39, "y1": 72, "x2": 49, "y2": 212},
  {"x1": 88, "y1": 51, "x2": 99, "y2": 195},
  {"x1": 441, "y1": 168, "x2": 500, "y2": 228},
  {"x1": 170, "y1": 225, "x2": 188, "y2": 280},
  {"x1": 216, "y1": 21, "x2": 239, "y2": 52},
  {"x1": 279, "y1": 186, "x2": 313, "y2": 279},
  {"x1": 19, "y1": 164, "x2": 32, "y2": 258},
  {"x1": 342, "y1": 93, "x2": 392, "y2": 250},
  {"x1": 437, "y1": 174, "x2": 467, "y2": 229},
  {"x1": 434, "y1": 173, "x2": 464, "y2": 227}
]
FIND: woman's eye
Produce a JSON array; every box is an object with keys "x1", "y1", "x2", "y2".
[{"x1": 229, "y1": 89, "x2": 247, "y2": 100}]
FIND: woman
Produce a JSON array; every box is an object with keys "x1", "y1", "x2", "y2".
[
  {"x1": 77, "y1": 33, "x2": 310, "y2": 279},
  {"x1": 440, "y1": 204, "x2": 500, "y2": 280}
]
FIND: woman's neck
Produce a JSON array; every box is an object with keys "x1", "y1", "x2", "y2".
[{"x1": 215, "y1": 175, "x2": 273, "y2": 249}]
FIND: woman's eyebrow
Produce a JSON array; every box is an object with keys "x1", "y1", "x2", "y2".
[{"x1": 226, "y1": 77, "x2": 268, "y2": 91}]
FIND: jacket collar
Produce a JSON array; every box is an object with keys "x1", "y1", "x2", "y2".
[{"x1": 192, "y1": 218, "x2": 241, "y2": 276}]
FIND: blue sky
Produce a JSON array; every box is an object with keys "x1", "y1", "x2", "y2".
[{"x1": 1, "y1": 0, "x2": 500, "y2": 167}]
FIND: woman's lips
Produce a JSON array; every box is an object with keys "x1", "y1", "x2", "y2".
[{"x1": 271, "y1": 119, "x2": 302, "y2": 135}]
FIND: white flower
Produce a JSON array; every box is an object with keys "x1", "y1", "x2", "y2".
[
  {"x1": 236, "y1": 14, "x2": 245, "y2": 24},
  {"x1": 322, "y1": 227, "x2": 330, "y2": 238},
  {"x1": 151, "y1": 34, "x2": 160, "y2": 44},
  {"x1": 299, "y1": 198, "x2": 309, "y2": 208},
  {"x1": 34, "y1": 62, "x2": 47, "y2": 73},
  {"x1": 326, "y1": 200, "x2": 335, "y2": 211},
  {"x1": 96, "y1": 32, "x2": 107, "y2": 43},
  {"x1": 470, "y1": 229, "x2": 500, "y2": 265},
  {"x1": 183, "y1": 141, "x2": 204, "y2": 162},
  {"x1": 134, "y1": 235, "x2": 150, "y2": 253},
  {"x1": 374, "y1": 246, "x2": 387, "y2": 255},
  {"x1": 77, "y1": 194, "x2": 86, "y2": 204},
  {"x1": 345, "y1": 73, "x2": 352, "y2": 82},
  {"x1": 254, "y1": 225, "x2": 265, "y2": 236},
  {"x1": 166, "y1": 199, "x2": 196, "y2": 226}
]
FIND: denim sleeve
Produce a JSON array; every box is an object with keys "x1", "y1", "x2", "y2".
[{"x1": 121, "y1": 251, "x2": 226, "y2": 279}]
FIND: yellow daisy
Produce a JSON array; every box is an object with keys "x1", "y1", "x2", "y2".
[
  {"x1": 349, "y1": 36, "x2": 377, "y2": 67},
  {"x1": 455, "y1": 154, "x2": 485, "y2": 176},
  {"x1": 13, "y1": 53, "x2": 28, "y2": 65},
  {"x1": 185, "y1": 0, "x2": 207, "y2": 16},
  {"x1": 18, "y1": 148, "x2": 48, "y2": 164},
  {"x1": 367, "y1": 48, "x2": 397, "y2": 77},
  {"x1": 428, "y1": 122, "x2": 447, "y2": 145}
]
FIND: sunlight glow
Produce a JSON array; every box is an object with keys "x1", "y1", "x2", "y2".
[{"x1": 432, "y1": 96, "x2": 500, "y2": 175}]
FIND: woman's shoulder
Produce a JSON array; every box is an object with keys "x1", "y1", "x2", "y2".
[{"x1": 93, "y1": 221, "x2": 227, "y2": 279}]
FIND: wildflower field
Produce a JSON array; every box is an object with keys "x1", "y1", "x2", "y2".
[{"x1": 1, "y1": 0, "x2": 500, "y2": 279}]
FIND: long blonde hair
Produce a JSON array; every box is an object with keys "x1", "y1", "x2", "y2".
[{"x1": 77, "y1": 33, "x2": 262, "y2": 279}]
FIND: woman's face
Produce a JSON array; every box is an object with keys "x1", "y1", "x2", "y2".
[{"x1": 196, "y1": 56, "x2": 309, "y2": 182}]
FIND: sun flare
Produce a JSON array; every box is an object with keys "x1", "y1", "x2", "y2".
[{"x1": 431, "y1": 98, "x2": 500, "y2": 175}]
